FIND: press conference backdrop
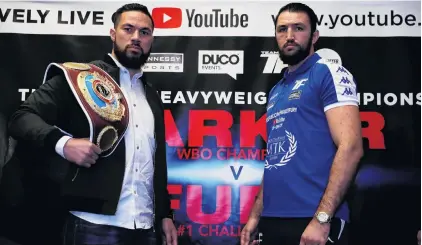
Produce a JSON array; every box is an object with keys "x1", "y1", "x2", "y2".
[{"x1": 0, "y1": 1, "x2": 420, "y2": 245}]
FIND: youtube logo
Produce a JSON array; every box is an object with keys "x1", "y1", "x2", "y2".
[{"x1": 152, "y1": 7, "x2": 182, "y2": 28}]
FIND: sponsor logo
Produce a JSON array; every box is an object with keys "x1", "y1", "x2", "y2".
[
  {"x1": 143, "y1": 53, "x2": 184, "y2": 72},
  {"x1": 266, "y1": 107, "x2": 297, "y2": 122},
  {"x1": 198, "y1": 50, "x2": 244, "y2": 79},
  {"x1": 339, "y1": 77, "x2": 352, "y2": 84},
  {"x1": 186, "y1": 9, "x2": 248, "y2": 28},
  {"x1": 288, "y1": 90, "x2": 302, "y2": 100},
  {"x1": 273, "y1": 117, "x2": 285, "y2": 126},
  {"x1": 336, "y1": 66, "x2": 349, "y2": 74},
  {"x1": 341, "y1": 87, "x2": 354, "y2": 96},
  {"x1": 152, "y1": 7, "x2": 182, "y2": 28},
  {"x1": 260, "y1": 51, "x2": 287, "y2": 74},
  {"x1": 265, "y1": 130, "x2": 297, "y2": 169},
  {"x1": 292, "y1": 78, "x2": 308, "y2": 90},
  {"x1": 269, "y1": 93, "x2": 278, "y2": 101},
  {"x1": 267, "y1": 102, "x2": 275, "y2": 110},
  {"x1": 262, "y1": 48, "x2": 340, "y2": 74},
  {"x1": 316, "y1": 48, "x2": 342, "y2": 65}
]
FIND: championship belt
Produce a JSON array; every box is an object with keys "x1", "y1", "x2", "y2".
[{"x1": 42, "y1": 62, "x2": 130, "y2": 157}]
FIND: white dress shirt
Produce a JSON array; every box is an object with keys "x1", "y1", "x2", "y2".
[{"x1": 55, "y1": 53, "x2": 156, "y2": 229}]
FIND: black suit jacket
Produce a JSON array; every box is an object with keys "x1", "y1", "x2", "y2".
[
  {"x1": 0, "y1": 113, "x2": 7, "y2": 182},
  {"x1": 0, "y1": 112, "x2": 21, "y2": 205},
  {"x1": 8, "y1": 55, "x2": 172, "y2": 241}
]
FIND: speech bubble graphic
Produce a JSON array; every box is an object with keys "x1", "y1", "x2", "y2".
[{"x1": 198, "y1": 50, "x2": 244, "y2": 79}]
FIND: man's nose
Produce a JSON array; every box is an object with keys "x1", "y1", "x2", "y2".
[
  {"x1": 286, "y1": 28, "x2": 294, "y2": 41},
  {"x1": 131, "y1": 31, "x2": 141, "y2": 41}
]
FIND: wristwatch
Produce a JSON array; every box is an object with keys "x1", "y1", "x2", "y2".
[{"x1": 315, "y1": 211, "x2": 332, "y2": 224}]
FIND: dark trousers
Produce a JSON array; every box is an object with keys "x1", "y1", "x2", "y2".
[
  {"x1": 62, "y1": 213, "x2": 156, "y2": 245},
  {"x1": 0, "y1": 237, "x2": 21, "y2": 245},
  {"x1": 257, "y1": 217, "x2": 349, "y2": 245}
]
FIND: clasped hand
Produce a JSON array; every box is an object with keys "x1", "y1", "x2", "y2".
[{"x1": 63, "y1": 138, "x2": 102, "y2": 167}]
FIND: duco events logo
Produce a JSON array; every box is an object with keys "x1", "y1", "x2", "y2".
[
  {"x1": 143, "y1": 53, "x2": 184, "y2": 72},
  {"x1": 198, "y1": 50, "x2": 244, "y2": 79},
  {"x1": 152, "y1": 7, "x2": 182, "y2": 28},
  {"x1": 186, "y1": 9, "x2": 248, "y2": 28}
]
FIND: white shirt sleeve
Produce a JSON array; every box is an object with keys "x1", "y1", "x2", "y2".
[
  {"x1": 55, "y1": 135, "x2": 72, "y2": 159},
  {"x1": 318, "y1": 61, "x2": 359, "y2": 112}
]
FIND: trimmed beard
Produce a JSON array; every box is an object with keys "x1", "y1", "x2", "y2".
[
  {"x1": 279, "y1": 35, "x2": 312, "y2": 66},
  {"x1": 113, "y1": 42, "x2": 150, "y2": 69}
]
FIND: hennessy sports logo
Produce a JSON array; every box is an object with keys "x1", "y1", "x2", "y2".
[
  {"x1": 152, "y1": 7, "x2": 182, "y2": 28},
  {"x1": 143, "y1": 53, "x2": 184, "y2": 73}
]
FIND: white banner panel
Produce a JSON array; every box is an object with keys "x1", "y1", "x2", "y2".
[{"x1": 0, "y1": 1, "x2": 420, "y2": 37}]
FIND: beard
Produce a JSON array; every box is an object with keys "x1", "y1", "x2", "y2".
[
  {"x1": 113, "y1": 42, "x2": 151, "y2": 69},
  {"x1": 279, "y1": 36, "x2": 312, "y2": 66}
]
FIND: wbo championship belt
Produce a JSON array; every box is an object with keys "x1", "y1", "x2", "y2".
[{"x1": 42, "y1": 62, "x2": 130, "y2": 157}]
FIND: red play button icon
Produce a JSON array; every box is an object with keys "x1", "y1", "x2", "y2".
[{"x1": 152, "y1": 7, "x2": 182, "y2": 28}]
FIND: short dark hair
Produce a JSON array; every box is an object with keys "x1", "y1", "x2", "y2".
[
  {"x1": 111, "y1": 3, "x2": 154, "y2": 29},
  {"x1": 274, "y1": 2, "x2": 318, "y2": 34}
]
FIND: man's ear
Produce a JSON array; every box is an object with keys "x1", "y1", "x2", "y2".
[
  {"x1": 312, "y1": 29, "x2": 319, "y2": 45},
  {"x1": 110, "y1": 28, "x2": 116, "y2": 43}
]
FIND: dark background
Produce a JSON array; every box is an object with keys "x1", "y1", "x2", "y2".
[{"x1": 0, "y1": 34, "x2": 420, "y2": 245}]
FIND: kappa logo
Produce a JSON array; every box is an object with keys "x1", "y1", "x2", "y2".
[
  {"x1": 339, "y1": 77, "x2": 351, "y2": 84},
  {"x1": 341, "y1": 87, "x2": 354, "y2": 96},
  {"x1": 336, "y1": 66, "x2": 349, "y2": 74}
]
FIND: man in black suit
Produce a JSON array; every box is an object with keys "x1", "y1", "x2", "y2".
[{"x1": 8, "y1": 3, "x2": 177, "y2": 245}]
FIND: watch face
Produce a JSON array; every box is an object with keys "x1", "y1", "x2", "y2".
[{"x1": 317, "y1": 212, "x2": 329, "y2": 222}]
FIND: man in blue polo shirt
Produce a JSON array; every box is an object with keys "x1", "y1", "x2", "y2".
[{"x1": 241, "y1": 2, "x2": 363, "y2": 245}]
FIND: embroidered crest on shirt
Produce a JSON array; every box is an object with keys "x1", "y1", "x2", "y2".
[
  {"x1": 288, "y1": 90, "x2": 302, "y2": 100},
  {"x1": 265, "y1": 130, "x2": 297, "y2": 170}
]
